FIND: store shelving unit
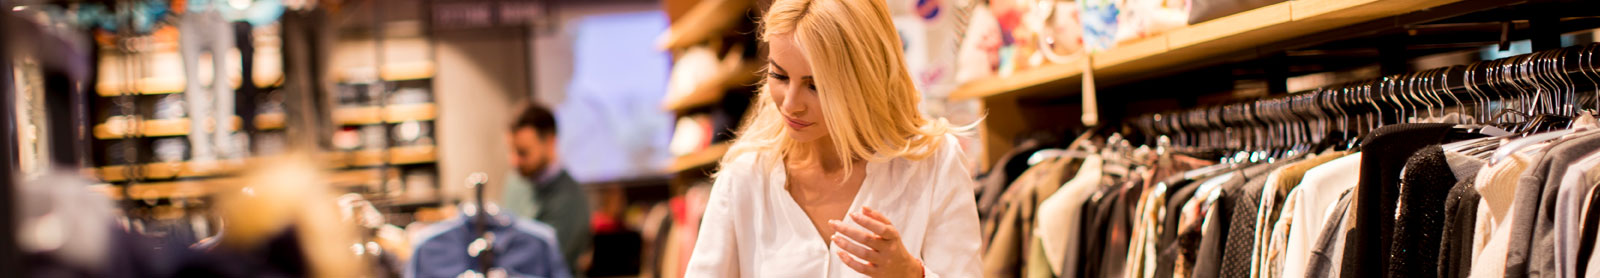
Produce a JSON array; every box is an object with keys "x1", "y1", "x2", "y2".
[
  {"x1": 253, "y1": 100, "x2": 437, "y2": 130},
  {"x1": 333, "y1": 103, "x2": 439, "y2": 125},
  {"x1": 667, "y1": 143, "x2": 730, "y2": 173},
  {"x1": 659, "y1": 0, "x2": 764, "y2": 176},
  {"x1": 92, "y1": 116, "x2": 244, "y2": 139},
  {"x1": 951, "y1": 0, "x2": 1465, "y2": 101},
  {"x1": 88, "y1": 168, "x2": 397, "y2": 201},
  {"x1": 85, "y1": 23, "x2": 442, "y2": 203},
  {"x1": 948, "y1": 0, "x2": 1583, "y2": 168},
  {"x1": 657, "y1": 0, "x2": 754, "y2": 50},
  {"x1": 662, "y1": 61, "x2": 764, "y2": 113}
]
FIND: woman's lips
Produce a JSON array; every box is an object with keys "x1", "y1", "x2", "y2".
[{"x1": 785, "y1": 116, "x2": 814, "y2": 130}]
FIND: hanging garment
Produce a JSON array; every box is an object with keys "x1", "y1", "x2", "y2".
[
  {"x1": 1190, "y1": 189, "x2": 1230, "y2": 278},
  {"x1": 1507, "y1": 132, "x2": 1600, "y2": 278},
  {"x1": 1124, "y1": 177, "x2": 1165, "y2": 278},
  {"x1": 407, "y1": 211, "x2": 570, "y2": 278},
  {"x1": 1468, "y1": 142, "x2": 1545, "y2": 278},
  {"x1": 1581, "y1": 182, "x2": 1600, "y2": 278},
  {"x1": 1243, "y1": 166, "x2": 1288, "y2": 278},
  {"x1": 1035, "y1": 155, "x2": 1106, "y2": 277},
  {"x1": 1346, "y1": 123, "x2": 1457, "y2": 278},
  {"x1": 1439, "y1": 171, "x2": 1483, "y2": 278},
  {"x1": 1194, "y1": 159, "x2": 1282, "y2": 278},
  {"x1": 1218, "y1": 155, "x2": 1305, "y2": 278},
  {"x1": 983, "y1": 156, "x2": 1078, "y2": 277},
  {"x1": 279, "y1": 8, "x2": 336, "y2": 150},
  {"x1": 1251, "y1": 151, "x2": 1347, "y2": 278},
  {"x1": 1277, "y1": 152, "x2": 1362, "y2": 278},
  {"x1": 1260, "y1": 188, "x2": 1298, "y2": 278},
  {"x1": 1074, "y1": 177, "x2": 1121, "y2": 278},
  {"x1": 1437, "y1": 149, "x2": 1490, "y2": 278},
  {"x1": 1123, "y1": 155, "x2": 1216, "y2": 278},
  {"x1": 1092, "y1": 172, "x2": 1147, "y2": 278},
  {"x1": 1154, "y1": 171, "x2": 1216, "y2": 278},
  {"x1": 1125, "y1": 174, "x2": 1191, "y2": 278},
  {"x1": 683, "y1": 135, "x2": 982, "y2": 277},
  {"x1": 1550, "y1": 148, "x2": 1600, "y2": 278},
  {"x1": 1026, "y1": 237, "x2": 1056, "y2": 278},
  {"x1": 1306, "y1": 188, "x2": 1356, "y2": 278},
  {"x1": 232, "y1": 21, "x2": 261, "y2": 133},
  {"x1": 1386, "y1": 145, "x2": 1461, "y2": 277},
  {"x1": 179, "y1": 10, "x2": 238, "y2": 160},
  {"x1": 978, "y1": 141, "x2": 1047, "y2": 216},
  {"x1": 1172, "y1": 170, "x2": 1241, "y2": 278}
]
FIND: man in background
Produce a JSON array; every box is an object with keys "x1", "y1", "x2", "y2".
[{"x1": 503, "y1": 102, "x2": 590, "y2": 277}]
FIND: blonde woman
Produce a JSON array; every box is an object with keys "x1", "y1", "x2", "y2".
[{"x1": 683, "y1": 0, "x2": 982, "y2": 277}]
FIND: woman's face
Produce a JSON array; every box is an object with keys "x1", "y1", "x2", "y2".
[{"x1": 767, "y1": 34, "x2": 830, "y2": 142}]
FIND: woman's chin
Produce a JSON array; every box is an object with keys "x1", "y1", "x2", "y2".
[{"x1": 787, "y1": 132, "x2": 825, "y2": 142}]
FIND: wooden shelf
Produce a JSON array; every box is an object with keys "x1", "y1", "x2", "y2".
[
  {"x1": 325, "y1": 168, "x2": 399, "y2": 188},
  {"x1": 94, "y1": 159, "x2": 248, "y2": 182},
  {"x1": 667, "y1": 143, "x2": 730, "y2": 173},
  {"x1": 333, "y1": 103, "x2": 439, "y2": 126},
  {"x1": 93, "y1": 47, "x2": 283, "y2": 96},
  {"x1": 662, "y1": 61, "x2": 764, "y2": 112},
  {"x1": 93, "y1": 116, "x2": 243, "y2": 139},
  {"x1": 255, "y1": 113, "x2": 286, "y2": 130},
  {"x1": 92, "y1": 145, "x2": 432, "y2": 183},
  {"x1": 341, "y1": 145, "x2": 439, "y2": 167},
  {"x1": 90, "y1": 180, "x2": 224, "y2": 200},
  {"x1": 337, "y1": 61, "x2": 437, "y2": 83},
  {"x1": 94, "y1": 77, "x2": 247, "y2": 96},
  {"x1": 379, "y1": 60, "x2": 437, "y2": 82},
  {"x1": 948, "y1": 0, "x2": 1464, "y2": 100},
  {"x1": 656, "y1": 0, "x2": 752, "y2": 50},
  {"x1": 89, "y1": 168, "x2": 395, "y2": 200}
]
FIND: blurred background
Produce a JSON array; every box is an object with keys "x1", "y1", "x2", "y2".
[{"x1": 5, "y1": 0, "x2": 1600, "y2": 277}]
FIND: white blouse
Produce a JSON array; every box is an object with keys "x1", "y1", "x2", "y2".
[{"x1": 684, "y1": 134, "x2": 983, "y2": 278}]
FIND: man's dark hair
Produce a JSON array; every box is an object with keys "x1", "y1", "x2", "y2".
[{"x1": 512, "y1": 102, "x2": 558, "y2": 137}]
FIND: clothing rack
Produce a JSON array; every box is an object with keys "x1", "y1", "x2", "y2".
[
  {"x1": 1102, "y1": 42, "x2": 1600, "y2": 278},
  {"x1": 1127, "y1": 43, "x2": 1600, "y2": 155},
  {"x1": 466, "y1": 173, "x2": 496, "y2": 273}
]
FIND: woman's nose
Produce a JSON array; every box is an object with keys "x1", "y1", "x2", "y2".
[{"x1": 780, "y1": 84, "x2": 805, "y2": 116}]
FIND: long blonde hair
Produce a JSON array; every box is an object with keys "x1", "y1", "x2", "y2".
[{"x1": 719, "y1": 0, "x2": 957, "y2": 175}]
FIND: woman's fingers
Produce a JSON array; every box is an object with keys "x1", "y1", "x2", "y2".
[
  {"x1": 862, "y1": 207, "x2": 893, "y2": 224},
  {"x1": 829, "y1": 220, "x2": 881, "y2": 242},
  {"x1": 849, "y1": 213, "x2": 895, "y2": 239},
  {"x1": 836, "y1": 250, "x2": 877, "y2": 274},
  {"x1": 832, "y1": 234, "x2": 879, "y2": 260},
  {"x1": 853, "y1": 209, "x2": 902, "y2": 241}
]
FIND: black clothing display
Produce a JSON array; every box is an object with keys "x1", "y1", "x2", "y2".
[
  {"x1": 279, "y1": 8, "x2": 336, "y2": 150},
  {"x1": 1439, "y1": 175, "x2": 1481, "y2": 278},
  {"x1": 1387, "y1": 145, "x2": 1458, "y2": 277},
  {"x1": 1347, "y1": 123, "x2": 1455, "y2": 278}
]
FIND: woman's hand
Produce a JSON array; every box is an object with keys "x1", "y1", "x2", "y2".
[{"x1": 828, "y1": 206, "x2": 925, "y2": 278}]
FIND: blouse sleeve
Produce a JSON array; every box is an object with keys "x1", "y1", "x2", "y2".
[
  {"x1": 684, "y1": 168, "x2": 742, "y2": 277},
  {"x1": 921, "y1": 136, "x2": 984, "y2": 278}
]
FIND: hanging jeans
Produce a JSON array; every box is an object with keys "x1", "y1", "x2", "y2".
[
  {"x1": 179, "y1": 10, "x2": 236, "y2": 161},
  {"x1": 281, "y1": 9, "x2": 336, "y2": 150}
]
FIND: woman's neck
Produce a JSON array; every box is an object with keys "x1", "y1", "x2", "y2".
[{"x1": 790, "y1": 136, "x2": 854, "y2": 173}]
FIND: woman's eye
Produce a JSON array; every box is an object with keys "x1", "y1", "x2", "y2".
[{"x1": 769, "y1": 73, "x2": 789, "y2": 81}]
